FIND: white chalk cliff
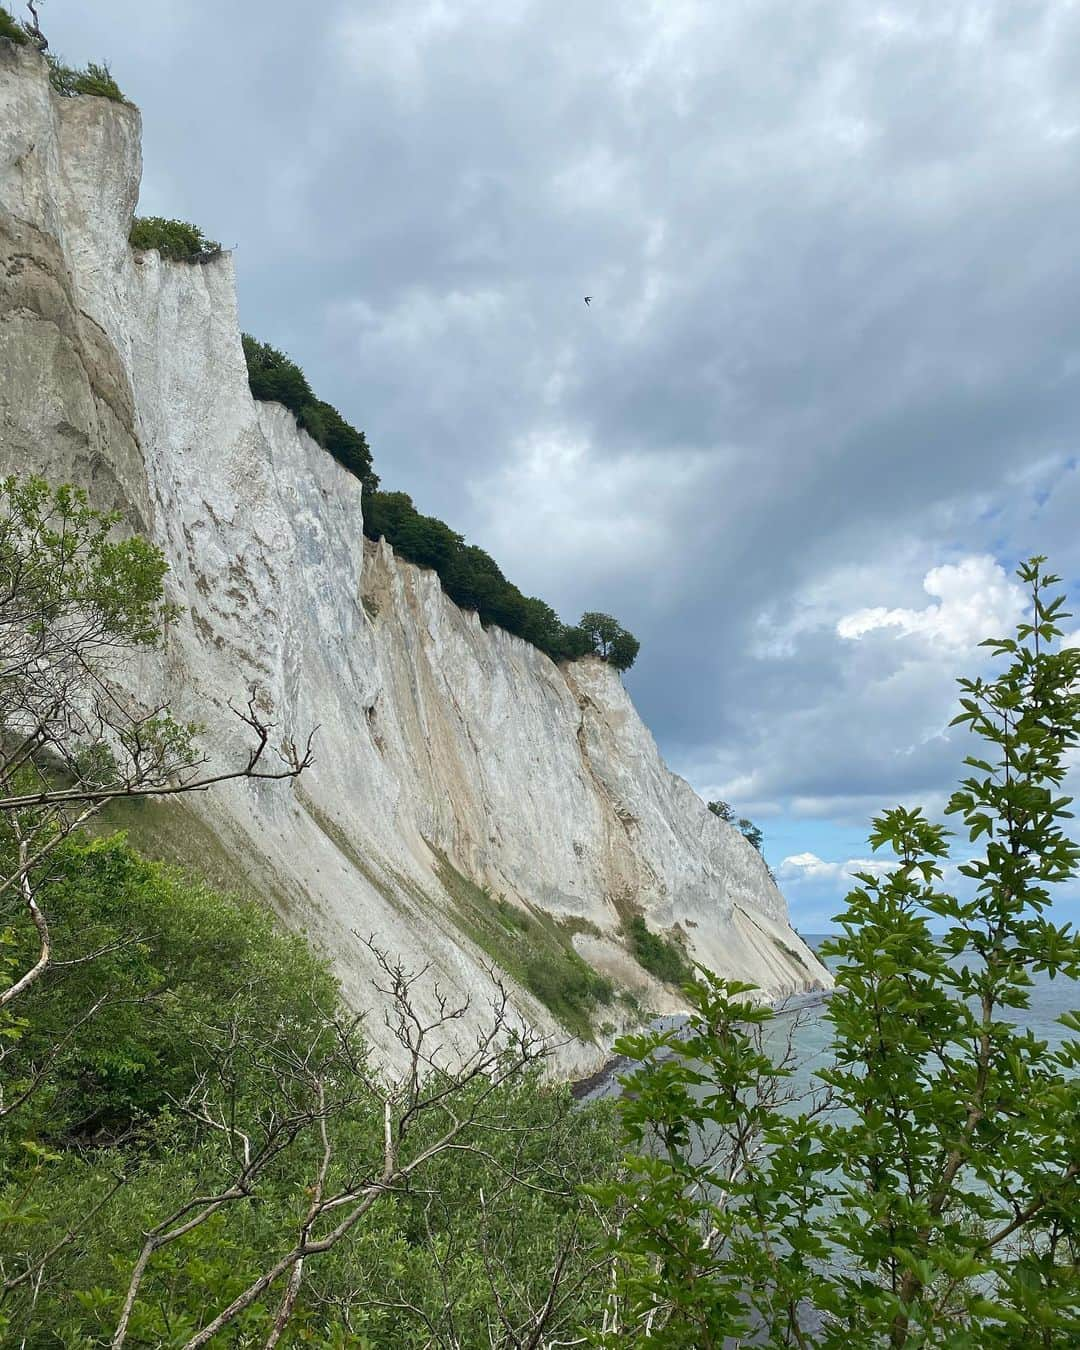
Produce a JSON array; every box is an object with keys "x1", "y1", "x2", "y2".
[{"x1": 0, "y1": 45, "x2": 830, "y2": 1074}]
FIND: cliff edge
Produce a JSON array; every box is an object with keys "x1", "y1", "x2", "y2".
[{"x1": 0, "y1": 44, "x2": 831, "y2": 1074}]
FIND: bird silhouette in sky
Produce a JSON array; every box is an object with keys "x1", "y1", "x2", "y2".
[{"x1": 584, "y1": 296, "x2": 592, "y2": 306}]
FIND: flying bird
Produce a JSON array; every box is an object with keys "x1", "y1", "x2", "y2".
[{"x1": 583, "y1": 296, "x2": 592, "y2": 306}]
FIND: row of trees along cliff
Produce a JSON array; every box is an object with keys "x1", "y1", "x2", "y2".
[{"x1": 115, "y1": 208, "x2": 642, "y2": 671}]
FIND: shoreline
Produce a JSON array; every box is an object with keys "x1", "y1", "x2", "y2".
[{"x1": 569, "y1": 985, "x2": 833, "y2": 1102}]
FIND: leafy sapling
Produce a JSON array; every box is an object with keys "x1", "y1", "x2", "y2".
[{"x1": 594, "y1": 556, "x2": 1080, "y2": 1347}]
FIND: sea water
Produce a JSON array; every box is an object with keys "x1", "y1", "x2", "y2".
[
  {"x1": 773, "y1": 934, "x2": 1080, "y2": 1107},
  {"x1": 584, "y1": 935, "x2": 1079, "y2": 1103}
]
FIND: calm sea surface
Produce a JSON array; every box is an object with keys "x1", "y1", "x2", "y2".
[
  {"x1": 585, "y1": 935, "x2": 1078, "y2": 1102},
  {"x1": 769, "y1": 935, "x2": 1080, "y2": 1107}
]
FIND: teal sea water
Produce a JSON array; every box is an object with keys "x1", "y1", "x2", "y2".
[
  {"x1": 768, "y1": 935, "x2": 1080, "y2": 1106},
  {"x1": 584, "y1": 936, "x2": 1078, "y2": 1102}
]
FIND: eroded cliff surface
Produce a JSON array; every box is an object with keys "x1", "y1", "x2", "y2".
[{"x1": 0, "y1": 44, "x2": 831, "y2": 1072}]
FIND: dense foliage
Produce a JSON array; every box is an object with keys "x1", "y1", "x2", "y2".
[
  {"x1": 364, "y1": 488, "x2": 634, "y2": 665},
  {"x1": 241, "y1": 335, "x2": 378, "y2": 491},
  {"x1": 0, "y1": 5, "x2": 27, "y2": 44},
  {"x1": 47, "y1": 57, "x2": 129, "y2": 104},
  {"x1": 598, "y1": 558, "x2": 1080, "y2": 1346},
  {"x1": 130, "y1": 216, "x2": 221, "y2": 264},
  {"x1": 240, "y1": 334, "x2": 640, "y2": 668},
  {"x1": 0, "y1": 835, "x2": 622, "y2": 1345}
]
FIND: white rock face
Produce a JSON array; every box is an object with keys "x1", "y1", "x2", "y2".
[{"x1": 0, "y1": 46, "x2": 831, "y2": 1073}]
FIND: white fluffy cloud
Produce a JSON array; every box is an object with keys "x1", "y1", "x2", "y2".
[
  {"x1": 779, "y1": 852, "x2": 894, "y2": 885},
  {"x1": 836, "y1": 556, "x2": 1025, "y2": 647}
]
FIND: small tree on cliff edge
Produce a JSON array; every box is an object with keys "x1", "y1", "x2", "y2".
[
  {"x1": 593, "y1": 556, "x2": 1080, "y2": 1347},
  {"x1": 709, "y1": 800, "x2": 764, "y2": 851},
  {"x1": 579, "y1": 611, "x2": 640, "y2": 672}
]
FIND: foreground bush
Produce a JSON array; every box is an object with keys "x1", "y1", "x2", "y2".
[
  {"x1": 597, "y1": 557, "x2": 1080, "y2": 1346},
  {"x1": 0, "y1": 834, "x2": 622, "y2": 1345}
]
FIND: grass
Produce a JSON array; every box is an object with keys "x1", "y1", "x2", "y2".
[
  {"x1": 88, "y1": 794, "x2": 303, "y2": 920},
  {"x1": 91, "y1": 796, "x2": 241, "y2": 894},
  {"x1": 431, "y1": 849, "x2": 614, "y2": 1041},
  {"x1": 295, "y1": 790, "x2": 414, "y2": 920}
]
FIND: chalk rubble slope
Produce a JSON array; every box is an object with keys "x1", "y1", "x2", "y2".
[{"x1": 0, "y1": 45, "x2": 831, "y2": 1074}]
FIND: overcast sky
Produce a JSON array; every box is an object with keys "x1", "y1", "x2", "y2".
[{"x1": 41, "y1": 0, "x2": 1080, "y2": 928}]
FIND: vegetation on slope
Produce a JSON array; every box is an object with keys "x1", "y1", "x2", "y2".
[
  {"x1": 623, "y1": 913, "x2": 692, "y2": 985},
  {"x1": 432, "y1": 849, "x2": 614, "y2": 1040}
]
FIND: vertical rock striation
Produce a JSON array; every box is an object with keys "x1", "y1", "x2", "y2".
[{"x1": 0, "y1": 45, "x2": 831, "y2": 1074}]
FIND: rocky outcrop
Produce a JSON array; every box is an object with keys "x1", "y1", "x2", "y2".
[{"x1": 0, "y1": 43, "x2": 830, "y2": 1074}]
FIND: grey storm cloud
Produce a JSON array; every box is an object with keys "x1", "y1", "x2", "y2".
[{"x1": 39, "y1": 0, "x2": 1080, "y2": 839}]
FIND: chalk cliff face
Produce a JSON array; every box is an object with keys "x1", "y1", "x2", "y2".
[{"x1": 0, "y1": 45, "x2": 831, "y2": 1072}]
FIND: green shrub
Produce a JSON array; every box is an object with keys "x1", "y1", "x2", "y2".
[
  {"x1": 523, "y1": 951, "x2": 615, "y2": 1032},
  {"x1": 3, "y1": 834, "x2": 336, "y2": 1147},
  {"x1": 241, "y1": 334, "x2": 379, "y2": 492},
  {"x1": 241, "y1": 332, "x2": 640, "y2": 669},
  {"x1": 129, "y1": 215, "x2": 221, "y2": 263},
  {"x1": 363, "y1": 488, "x2": 639, "y2": 665},
  {"x1": 624, "y1": 914, "x2": 692, "y2": 984},
  {"x1": 0, "y1": 832, "x2": 622, "y2": 1345},
  {"x1": 48, "y1": 57, "x2": 129, "y2": 104},
  {"x1": 0, "y1": 6, "x2": 28, "y2": 44}
]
